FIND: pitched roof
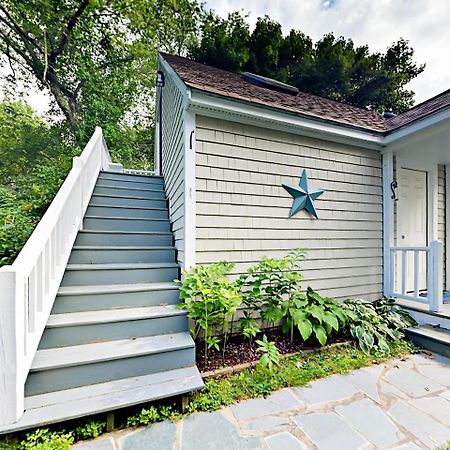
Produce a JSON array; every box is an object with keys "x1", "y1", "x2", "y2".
[{"x1": 161, "y1": 53, "x2": 450, "y2": 135}]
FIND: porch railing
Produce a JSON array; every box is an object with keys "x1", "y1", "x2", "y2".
[
  {"x1": 0, "y1": 127, "x2": 111, "y2": 426},
  {"x1": 389, "y1": 240, "x2": 443, "y2": 313}
]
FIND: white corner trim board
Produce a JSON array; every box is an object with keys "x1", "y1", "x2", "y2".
[
  {"x1": 382, "y1": 152, "x2": 394, "y2": 297},
  {"x1": 183, "y1": 110, "x2": 196, "y2": 271},
  {"x1": 0, "y1": 128, "x2": 112, "y2": 426}
]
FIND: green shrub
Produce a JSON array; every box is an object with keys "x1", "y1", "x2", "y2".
[
  {"x1": 343, "y1": 297, "x2": 416, "y2": 354},
  {"x1": 176, "y1": 262, "x2": 242, "y2": 362},
  {"x1": 18, "y1": 428, "x2": 73, "y2": 450},
  {"x1": 237, "y1": 248, "x2": 306, "y2": 333}
]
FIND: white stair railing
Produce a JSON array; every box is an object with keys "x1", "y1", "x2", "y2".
[
  {"x1": 389, "y1": 240, "x2": 443, "y2": 313},
  {"x1": 0, "y1": 127, "x2": 111, "y2": 425}
]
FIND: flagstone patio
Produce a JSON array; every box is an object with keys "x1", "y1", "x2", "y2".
[{"x1": 72, "y1": 352, "x2": 450, "y2": 450}]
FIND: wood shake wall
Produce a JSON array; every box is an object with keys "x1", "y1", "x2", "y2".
[
  {"x1": 160, "y1": 67, "x2": 185, "y2": 266},
  {"x1": 195, "y1": 115, "x2": 383, "y2": 300}
]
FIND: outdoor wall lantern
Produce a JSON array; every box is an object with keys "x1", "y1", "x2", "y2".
[{"x1": 282, "y1": 169, "x2": 324, "y2": 219}]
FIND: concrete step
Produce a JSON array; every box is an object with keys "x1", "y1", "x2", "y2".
[
  {"x1": 83, "y1": 216, "x2": 171, "y2": 232},
  {"x1": 406, "y1": 325, "x2": 450, "y2": 358},
  {"x1": 0, "y1": 366, "x2": 204, "y2": 434},
  {"x1": 68, "y1": 246, "x2": 176, "y2": 264},
  {"x1": 96, "y1": 177, "x2": 163, "y2": 190},
  {"x1": 94, "y1": 185, "x2": 166, "y2": 199},
  {"x1": 86, "y1": 205, "x2": 169, "y2": 220},
  {"x1": 74, "y1": 230, "x2": 173, "y2": 247},
  {"x1": 89, "y1": 194, "x2": 167, "y2": 209},
  {"x1": 61, "y1": 262, "x2": 178, "y2": 286},
  {"x1": 99, "y1": 171, "x2": 164, "y2": 185},
  {"x1": 53, "y1": 282, "x2": 180, "y2": 313},
  {"x1": 39, "y1": 305, "x2": 188, "y2": 349},
  {"x1": 26, "y1": 333, "x2": 195, "y2": 396}
]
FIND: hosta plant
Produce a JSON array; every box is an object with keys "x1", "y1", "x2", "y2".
[
  {"x1": 284, "y1": 287, "x2": 347, "y2": 345},
  {"x1": 176, "y1": 262, "x2": 242, "y2": 362},
  {"x1": 343, "y1": 297, "x2": 416, "y2": 355}
]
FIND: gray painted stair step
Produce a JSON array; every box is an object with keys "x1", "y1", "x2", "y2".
[
  {"x1": 93, "y1": 180, "x2": 166, "y2": 198},
  {"x1": 86, "y1": 205, "x2": 168, "y2": 220},
  {"x1": 100, "y1": 171, "x2": 164, "y2": 184},
  {"x1": 96, "y1": 177, "x2": 163, "y2": 190},
  {"x1": 26, "y1": 333, "x2": 195, "y2": 396},
  {"x1": 406, "y1": 325, "x2": 450, "y2": 358},
  {"x1": 83, "y1": 216, "x2": 170, "y2": 232},
  {"x1": 0, "y1": 366, "x2": 203, "y2": 434},
  {"x1": 68, "y1": 246, "x2": 175, "y2": 264},
  {"x1": 53, "y1": 282, "x2": 180, "y2": 313},
  {"x1": 61, "y1": 262, "x2": 178, "y2": 286},
  {"x1": 94, "y1": 185, "x2": 166, "y2": 199},
  {"x1": 39, "y1": 306, "x2": 188, "y2": 349},
  {"x1": 74, "y1": 230, "x2": 173, "y2": 247},
  {"x1": 89, "y1": 194, "x2": 167, "y2": 209}
]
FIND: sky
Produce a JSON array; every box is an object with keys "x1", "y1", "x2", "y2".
[
  {"x1": 3, "y1": 0, "x2": 449, "y2": 116},
  {"x1": 205, "y1": 0, "x2": 450, "y2": 104}
]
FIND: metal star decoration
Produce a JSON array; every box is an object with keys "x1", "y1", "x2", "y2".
[{"x1": 282, "y1": 169, "x2": 324, "y2": 219}]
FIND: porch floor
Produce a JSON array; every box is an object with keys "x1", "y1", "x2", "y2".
[{"x1": 396, "y1": 298, "x2": 450, "y2": 319}]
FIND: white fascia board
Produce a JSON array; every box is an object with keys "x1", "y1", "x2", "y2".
[
  {"x1": 188, "y1": 91, "x2": 384, "y2": 150},
  {"x1": 383, "y1": 107, "x2": 450, "y2": 148}
]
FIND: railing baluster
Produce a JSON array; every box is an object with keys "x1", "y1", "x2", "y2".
[
  {"x1": 401, "y1": 250, "x2": 407, "y2": 295},
  {"x1": 413, "y1": 250, "x2": 419, "y2": 298}
]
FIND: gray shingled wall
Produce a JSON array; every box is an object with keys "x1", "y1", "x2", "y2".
[{"x1": 195, "y1": 115, "x2": 383, "y2": 300}]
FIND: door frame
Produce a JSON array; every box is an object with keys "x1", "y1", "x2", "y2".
[{"x1": 395, "y1": 157, "x2": 439, "y2": 246}]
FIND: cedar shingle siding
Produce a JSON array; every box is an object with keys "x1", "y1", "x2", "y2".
[{"x1": 195, "y1": 115, "x2": 383, "y2": 300}]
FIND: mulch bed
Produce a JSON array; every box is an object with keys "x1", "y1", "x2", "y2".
[{"x1": 196, "y1": 329, "x2": 348, "y2": 373}]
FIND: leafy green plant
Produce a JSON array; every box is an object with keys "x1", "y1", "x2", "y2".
[
  {"x1": 237, "y1": 248, "x2": 306, "y2": 331},
  {"x1": 256, "y1": 335, "x2": 280, "y2": 370},
  {"x1": 176, "y1": 262, "x2": 242, "y2": 362},
  {"x1": 286, "y1": 287, "x2": 347, "y2": 346},
  {"x1": 18, "y1": 428, "x2": 73, "y2": 450},
  {"x1": 73, "y1": 420, "x2": 106, "y2": 440},
  {"x1": 343, "y1": 297, "x2": 416, "y2": 354},
  {"x1": 126, "y1": 404, "x2": 181, "y2": 428}
]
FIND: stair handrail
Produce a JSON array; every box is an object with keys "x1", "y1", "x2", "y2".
[{"x1": 0, "y1": 127, "x2": 111, "y2": 426}]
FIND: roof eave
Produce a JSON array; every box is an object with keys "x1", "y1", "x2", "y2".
[{"x1": 188, "y1": 89, "x2": 385, "y2": 150}]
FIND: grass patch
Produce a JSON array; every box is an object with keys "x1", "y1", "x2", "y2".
[{"x1": 0, "y1": 340, "x2": 413, "y2": 449}]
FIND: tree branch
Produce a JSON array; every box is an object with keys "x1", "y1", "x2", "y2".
[{"x1": 49, "y1": 0, "x2": 90, "y2": 64}]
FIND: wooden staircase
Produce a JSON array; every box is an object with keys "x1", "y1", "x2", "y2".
[{"x1": 0, "y1": 171, "x2": 203, "y2": 433}]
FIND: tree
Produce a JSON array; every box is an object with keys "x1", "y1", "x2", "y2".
[
  {"x1": 190, "y1": 10, "x2": 250, "y2": 72},
  {"x1": 190, "y1": 11, "x2": 425, "y2": 113}
]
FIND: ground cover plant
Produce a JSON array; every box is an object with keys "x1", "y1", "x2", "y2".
[{"x1": 0, "y1": 340, "x2": 414, "y2": 449}]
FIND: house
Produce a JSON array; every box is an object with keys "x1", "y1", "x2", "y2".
[{"x1": 0, "y1": 52, "x2": 449, "y2": 432}]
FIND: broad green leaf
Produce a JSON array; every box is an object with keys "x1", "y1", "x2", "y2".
[
  {"x1": 313, "y1": 324, "x2": 327, "y2": 346},
  {"x1": 297, "y1": 319, "x2": 313, "y2": 341}
]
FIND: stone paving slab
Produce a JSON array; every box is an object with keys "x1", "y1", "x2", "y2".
[
  {"x1": 265, "y1": 432, "x2": 307, "y2": 450},
  {"x1": 388, "y1": 400, "x2": 450, "y2": 449},
  {"x1": 293, "y1": 373, "x2": 359, "y2": 405},
  {"x1": 293, "y1": 412, "x2": 369, "y2": 450},
  {"x1": 336, "y1": 398, "x2": 405, "y2": 448},
  {"x1": 72, "y1": 352, "x2": 450, "y2": 450},
  {"x1": 231, "y1": 389, "x2": 301, "y2": 421}
]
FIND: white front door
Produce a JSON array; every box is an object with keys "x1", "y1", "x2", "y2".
[{"x1": 397, "y1": 168, "x2": 428, "y2": 292}]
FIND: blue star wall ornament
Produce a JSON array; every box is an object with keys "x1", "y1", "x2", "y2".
[{"x1": 282, "y1": 169, "x2": 324, "y2": 219}]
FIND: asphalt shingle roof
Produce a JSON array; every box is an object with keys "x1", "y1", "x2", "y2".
[{"x1": 161, "y1": 53, "x2": 450, "y2": 135}]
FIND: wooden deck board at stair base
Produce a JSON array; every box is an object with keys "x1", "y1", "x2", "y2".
[
  {"x1": 65, "y1": 262, "x2": 178, "y2": 271},
  {"x1": 31, "y1": 332, "x2": 193, "y2": 371},
  {"x1": 407, "y1": 325, "x2": 450, "y2": 344},
  {"x1": 0, "y1": 367, "x2": 203, "y2": 434},
  {"x1": 58, "y1": 281, "x2": 179, "y2": 296},
  {"x1": 46, "y1": 305, "x2": 186, "y2": 327}
]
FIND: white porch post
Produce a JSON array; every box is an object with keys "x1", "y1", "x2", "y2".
[
  {"x1": 183, "y1": 110, "x2": 196, "y2": 271},
  {"x1": 382, "y1": 152, "x2": 394, "y2": 297},
  {"x1": 429, "y1": 240, "x2": 444, "y2": 312},
  {"x1": 446, "y1": 165, "x2": 450, "y2": 291}
]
